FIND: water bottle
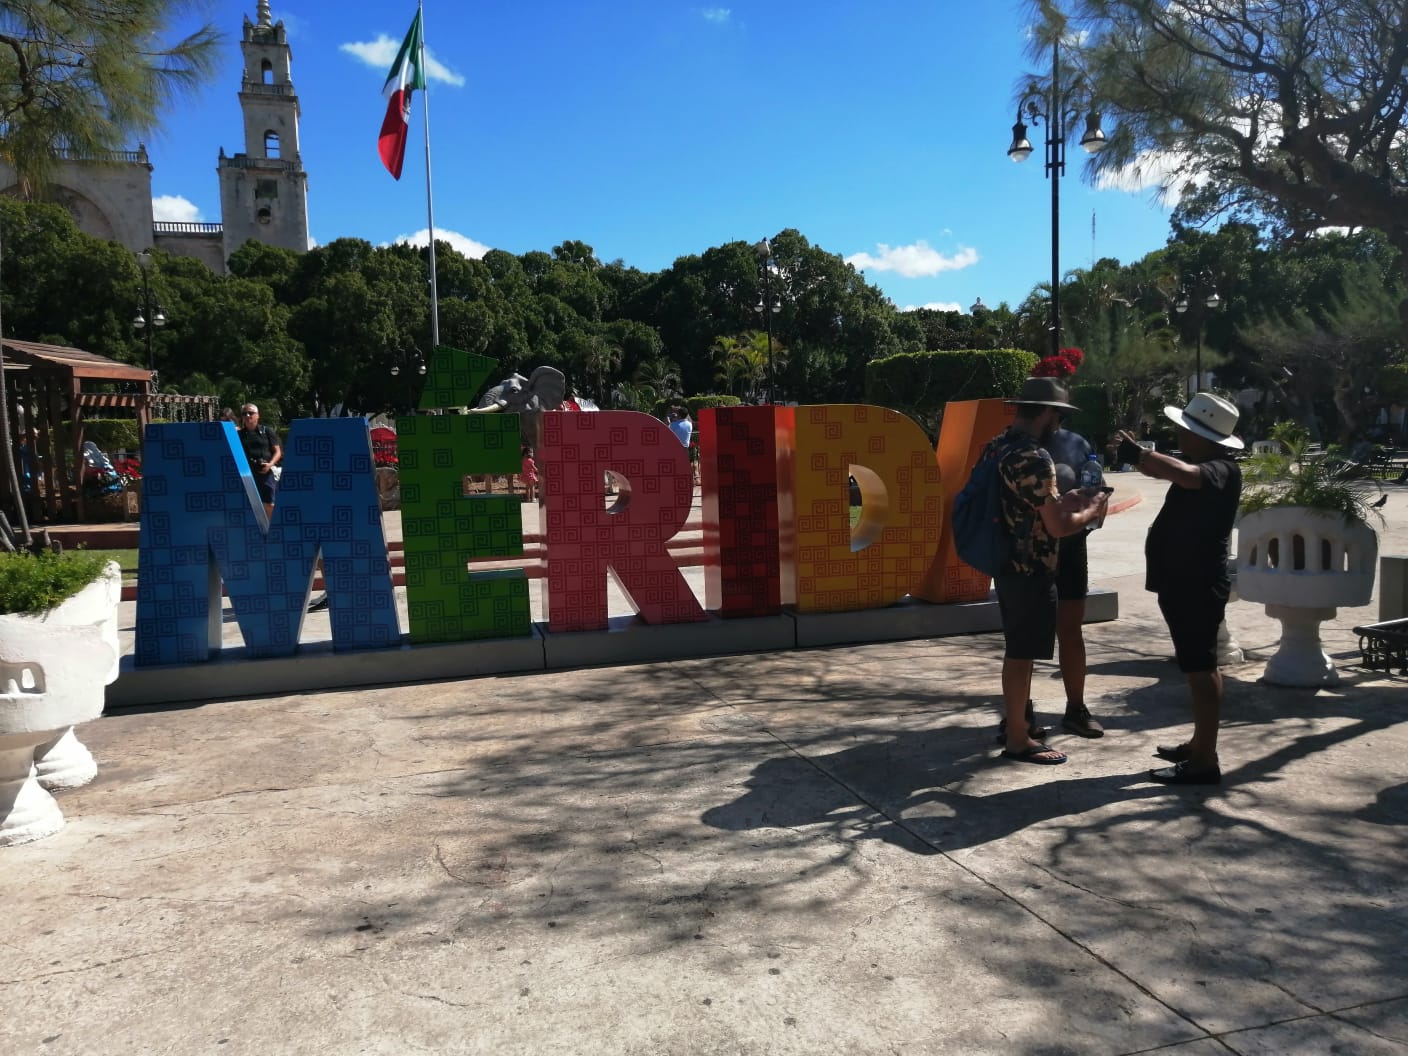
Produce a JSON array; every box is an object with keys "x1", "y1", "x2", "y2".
[{"x1": 1079, "y1": 453, "x2": 1104, "y2": 490}]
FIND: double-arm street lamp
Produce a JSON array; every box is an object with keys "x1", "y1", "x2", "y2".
[
  {"x1": 133, "y1": 250, "x2": 167, "y2": 386},
  {"x1": 753, "y1": 237, "x2": 782, "y2": 404},
  {"x1": 1007, "y1": 34, "x2": 1107, "y2": 357},
  {"x1": 1174, "y1": 272, "x2": 1222, "y2": 395},
  {"x1": 389, "y1": 346, "x2": 426, "y2": 414}
]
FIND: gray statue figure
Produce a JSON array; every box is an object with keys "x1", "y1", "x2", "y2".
[{"x1": 468, "y1": 365, "x2": 568, "y2": 446}]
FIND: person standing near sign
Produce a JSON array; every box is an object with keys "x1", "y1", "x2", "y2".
[
  {"x1": 1117, "y1": 393, "x2": 1243, "y2": 785},
  {"x1": 1045, "y1": 426, "x2": 1106, "y2": 739},
  {"x1": 992, "y1": 378, "x2": 1108, "y2": 766},
  {"x1": 237, "y1": 403, "x2": 282, "y2": 518}
]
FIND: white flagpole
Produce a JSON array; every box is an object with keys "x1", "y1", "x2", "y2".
[{"x1": 418, "y1": 0, "x2": 440, "y2": 349}]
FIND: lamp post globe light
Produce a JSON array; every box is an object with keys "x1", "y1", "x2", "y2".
[
  {"x1": 132, "y1": 250, "x2": 166, "y2": 387},
  {"x1": 389, "y1": 347, "x2": 427, "y2": 414},
  {"x1": 1174, "y1": 272, "x2": 1222, "y2": 395},
  {"x1": 753, "y1": 237, "x2": 781, "y2": 404},
  {"x1": 1007, "y1": 33, "x2": 1106, "y2": 357}
]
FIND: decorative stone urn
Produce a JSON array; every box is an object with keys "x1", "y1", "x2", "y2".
[
  {"x1": 1236, "y1": 508, "x2": 1377, "y2": 686},
  {"x1": 0, "y1": 561, "x2": 121, "y2": 846}
]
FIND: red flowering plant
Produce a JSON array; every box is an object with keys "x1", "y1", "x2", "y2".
[{"x1": 1032, "y1": 347, "x2": 1083, "y2": 378}]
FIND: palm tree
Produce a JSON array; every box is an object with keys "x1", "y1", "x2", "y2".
[
  {"x1": 580, "y1": 336, "x2": 623, "y2": 403},
  {"x1": 634, "y1": 357, "x2": 682, "y2": 399},
  {"x1": 0, "y1": 0, "x2": 219, "y2": 547},
  {"x1": 712, "y1": 333, "x2": 769, "y2": 401}
]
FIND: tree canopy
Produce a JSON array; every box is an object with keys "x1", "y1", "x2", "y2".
[
  {"x1": 0, "y1": 0, "x2": 220, "y2": 191},
  {"x1": 1032, "y1": 0, "x2": 1408, "y2": 327}
]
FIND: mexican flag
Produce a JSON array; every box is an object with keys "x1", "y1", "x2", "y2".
[{"x1": 377, "y1": 9, "x2": 426, "y2": 180}]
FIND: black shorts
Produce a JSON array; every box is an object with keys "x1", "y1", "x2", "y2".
[
  {"x1": 994, "y1": 571, "x2": 1058, "y2": 661},
  {"x1": 1056, "y1": 533, "x2": 1088, "y2": 601},
  {"x1": 253, "y1": 472, "x2": 276, "y2": 504},
  {"x1": 1157, "y1": 592, "x2": 1227, "y2": 673}
]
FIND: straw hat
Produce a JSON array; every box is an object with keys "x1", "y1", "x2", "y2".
[{"x1": 1163, "y1": 393, "x2": 1243, "y2": 449}]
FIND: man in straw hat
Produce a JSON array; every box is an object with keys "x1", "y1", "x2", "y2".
[
  {"x1": 1117, "y1": 392, "x2": 1243, "y2": 785},
  {"x1": 990, "y1": 377, "x2": 1109, "y2": 766}
]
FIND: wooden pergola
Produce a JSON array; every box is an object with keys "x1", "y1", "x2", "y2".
[{"x1": 1, "y1": 338, "x2": 153, "y2": 523}]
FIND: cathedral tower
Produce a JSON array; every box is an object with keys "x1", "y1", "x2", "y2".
[{"x1": 217, "y1": 1, "x2": 310, "y2": 261}]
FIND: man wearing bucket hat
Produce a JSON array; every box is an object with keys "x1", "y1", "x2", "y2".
[
  {"x1": 1117, "y1": 392, "x2": 1243, "y2": 785},
  {"x1": 990, "y1": 377, "x2": 1109, "y2": 766}
]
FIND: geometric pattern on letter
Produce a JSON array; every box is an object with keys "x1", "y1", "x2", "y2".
[
  {"x1": 134, "y1": 419, "x2": 399, "y2": 665},
  {"x1": 398, "y1": 413, "x2": 530, "y2": 642},
  {"x1": 700, "y1": 405, "x2": 781, "y2": 617},
  {"x1": 912, "y1": 398, "x2": 1015, "y2": 604},
  {"x1": 789, "y1": 404, "x2": 944, "y2": 614},
  {"x1": 419, "y1": 345, "x2": 497, "y2": 412},
  {"x1": 540, "y1": 410, "x2": 705, "y2": 632}
]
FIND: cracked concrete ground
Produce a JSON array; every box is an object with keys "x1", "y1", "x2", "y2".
[{"x1": 3, "y1": 472, "x2": 1407, "y2": 1055}]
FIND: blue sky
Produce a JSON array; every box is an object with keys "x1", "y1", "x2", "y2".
[{"x1": 148, "y1": 0, "x2": 1178, "y2": 313}]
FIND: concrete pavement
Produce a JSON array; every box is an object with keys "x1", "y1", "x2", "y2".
[{"x1": 3, "y1": 471, "x2": 1407, "y2": 1055}]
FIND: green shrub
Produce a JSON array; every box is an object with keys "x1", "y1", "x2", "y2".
[
  {"x1": 685, "y1": 395, "x2": 742, "y2": 415},
  {"x1": 80, "y1": 418, "x2": 143, "y2": 454},
  {"x1": 0, "y1": 549, "x2": 110, "y2": 614},
  {"x1": 864, "y1": 349, "x2": 1038, "y2": 429}
]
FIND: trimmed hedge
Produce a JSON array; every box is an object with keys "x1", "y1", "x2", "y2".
[
  {"x1": 864, "y1": 349, "x2": 1039, "y2": 428},
  {"x1": 685, "y1": 394, "x2": 742, "y2": 415}
]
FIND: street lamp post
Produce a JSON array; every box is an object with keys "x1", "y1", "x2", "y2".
[
  {"x1": 753, "y1": 237, "x2": 781, "y2": 404},
  {"x1": 1007, "y1": 35, "x2": 1107, "y2": 357},
  {"x1": 132, "y1": 250, "x2": 166, "y2": 387},
  {"x1": 1174, "y1": 273, "x2": 1222, "y2": 395},
  {"x1": 389, "y1": 347, "x2": 427, "y2": 414}
]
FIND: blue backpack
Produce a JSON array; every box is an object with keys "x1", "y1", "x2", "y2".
[{"x1": 952, "y1": 439, "x2": 1014, "y2": 577}]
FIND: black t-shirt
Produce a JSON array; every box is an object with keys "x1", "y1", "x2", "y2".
[
  {"x1": 1145, "y1": 456, "x2": 1241, "y2": 598},
  {"x1": 238, "y1": 424, "x2": 279, "y2": 466}
]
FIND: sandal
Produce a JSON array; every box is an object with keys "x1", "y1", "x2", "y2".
[
  {"x1": 1001, "y1": 744, "x2": 1067, "y2": 765},
  {"x1": 995, "y1": 700, "x2": 1048, "y2": 744},
  {"x1": 1154, "y1": 742, "x2": 1191, "y2": 762}
]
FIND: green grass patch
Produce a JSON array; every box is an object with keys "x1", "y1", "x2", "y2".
[{"x1": 72, "y1": 548, "x2": 140, "y2": 575}]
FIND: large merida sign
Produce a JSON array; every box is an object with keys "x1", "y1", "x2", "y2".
[{"x1": 134, "y1": 350, "x2": 1014, "y2": 667}]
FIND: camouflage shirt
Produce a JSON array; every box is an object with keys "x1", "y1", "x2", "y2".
[{"x1": 991, "y1": 426, "x2": 1060, "y2": 575}]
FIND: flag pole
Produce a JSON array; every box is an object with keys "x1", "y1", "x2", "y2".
[{"x1": 418, "y1": 0, "x2": 440, "y2": 348}]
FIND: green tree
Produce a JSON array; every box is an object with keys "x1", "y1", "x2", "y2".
[
  {"x1": 1036, "y1": 0, "x2": 1408, "y2": 329},
  {"x1": 0, "y1": 0, "x2": 220, "y2": 189}
]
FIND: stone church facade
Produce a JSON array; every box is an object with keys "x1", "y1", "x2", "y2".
[{"x1": 0, "y1": 1, "x2": 310, "y2": 275}]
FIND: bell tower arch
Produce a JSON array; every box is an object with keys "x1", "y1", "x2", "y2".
[{"x1": 217, "y1": 1, "x2": 309, "y2": 261}]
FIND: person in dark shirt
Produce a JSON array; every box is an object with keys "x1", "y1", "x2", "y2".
[
  {"x1": 237, "y1": 403, "x2": 282, "y2": 518},
  {"x1": 1045, "y1": 426, "x2": 1105, "y2": 739},
  {"x1": 991, "y1": 378, "x2": 1108, "y2": 766},
  {"x1": 1118, "y1": 393, "x2": 1243, "y2": 785}
]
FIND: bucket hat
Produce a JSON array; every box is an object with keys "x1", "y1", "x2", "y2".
[
  {"x1": 1163, "y1": 392, "x2": 1243, "y2": 449},
  {"x1": 1005, "y1": 376, "x2": 1080, "y2": 413}
]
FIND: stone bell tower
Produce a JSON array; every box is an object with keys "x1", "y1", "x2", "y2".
[{"x1": 217, "y1": 1, "x2": 310, "y2": 261}]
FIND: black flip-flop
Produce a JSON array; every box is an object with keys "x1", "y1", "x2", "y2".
[{"x1": 1000, "y1": 744, "x2": 1067, "y2": 765}]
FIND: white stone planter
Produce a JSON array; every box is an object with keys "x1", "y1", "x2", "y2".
[
  {"x1": 0, "y1": 562, "x2": 121, "y2": 846},
  {"x1": 1236, "y1": 508, "x2": 1378, "y2": 686}
]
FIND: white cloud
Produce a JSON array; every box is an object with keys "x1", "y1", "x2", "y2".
[
  {"x1": 152, "y1": 194, "x2": 202, "y2": 222},
  {"x1": 1094, "y1": 148, "x2": 1202, "y2": 205},
  {"x1": 699, "y1": 7, "x2": 731, "y2": 23},
  {"x1": 339, "y1": 35, "x2": 465, "y2": 87},
  {"x1": 845, "y1": 241, "x2": 979, "y2": 278},
  {"x1": 900, "y1": 302, "x2": 963, "y2": 313},
  {"x1": 394, "y1": 228, "x2": 490, "y2": 259}
]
